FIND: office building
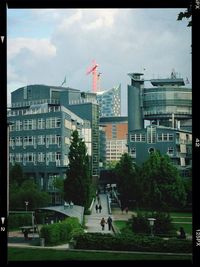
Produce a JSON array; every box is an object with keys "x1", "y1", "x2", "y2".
[
  {"x1": 7, "y1": 85, "x2": 99, "y2": 203},
  {"x1": 99, "y1": 116, "x2": 128, "y2": 163}
]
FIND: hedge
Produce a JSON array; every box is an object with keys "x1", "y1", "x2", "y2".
[
  {"x1": 40, "y1": 217, "x2": 84, "y2": 246},
  {"x1": 74, "y1": 233, "x2": 192, "y2": 253}
]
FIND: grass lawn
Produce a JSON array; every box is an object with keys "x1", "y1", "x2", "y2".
[{"x1": 8, "y1": 247, "x2": 192, "y2": 261}]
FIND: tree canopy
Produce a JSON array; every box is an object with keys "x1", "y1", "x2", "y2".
[
  {"x1": 115, "y1": 153, "x2": 141, "y2": 208},
  {"x1": 139, "y1": 151, "x2": 186, "y2": 211}
]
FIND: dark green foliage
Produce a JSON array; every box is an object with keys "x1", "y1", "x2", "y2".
[
  {"x1": 9, "y1": 163, "x2": 26, "y2": 186},
  {"x1": 74, "y1": 233, "x2": 192, "y2": 253},
  {"x1": 139, "y1": 151, "x2": 186, "y2": 210},
  {"x1": 40, "y1": 217, "x2": 84, "y2": 246},
  {"x1": 153, "y1": 211, "x2": 176, "y2": 236},
  {"x1": 8, "y1": 214, "x2": 32, "y2": 229},
  {"x1": 129, "y1": 211, "x2": 176, "y2": 236},
  {"x1": 131, "y1": 212, "x2": 150, "y2": 234},
  {"x1": 9, "y1": 180, "x2": 50, "y2": 210},
  {"x1": 177, "y1": 2, "x2": 192, "y2": 27},
  {"x1": 64, "y1": 130, "x2": 92, "y2": 209},
  {"x1": 115, "y1": 153, "x2": 141, "y2": 207}
]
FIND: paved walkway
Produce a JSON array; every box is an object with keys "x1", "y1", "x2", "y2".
[{"x1": 85, "y1": 193, "x2": 113, "y2": 234}]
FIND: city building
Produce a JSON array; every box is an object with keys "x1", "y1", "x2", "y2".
[
  {"x1": 7, "y1": 84, "x2": 99, "y2": 204},
  {"x1": 97, "y1": 84, "x2": 121, "y2": 117},
  {"x1": 127, "y1": 72, "x2": 192, "y2": 176},
  {"x1": 129, "y1": 125, "x2": 192, "y2": 177},
  {"x1": 127, "y1": 72, "x2": 192, "y2": 132},
  {"x1": 99, "y1": 116, "x2": 128, "y2": 164}
]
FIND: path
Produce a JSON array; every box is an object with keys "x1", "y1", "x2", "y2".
[{"x1": 85, "y1": 193, "x2": 113, "y2": 234}]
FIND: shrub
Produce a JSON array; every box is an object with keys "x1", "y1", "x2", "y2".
[
  {"x1": 131, "y1": 212, "x2": 150, "y2": 234},
  {"x1": 152, "y1": 211, "x2": 176, "y2": 236},
  {"x1": 40, "y1": 217, "x2": 83, "y2": 246},
  {"x1": 74, "y1": 232, "x2": 192, "y2": 253},
  {"x1": 130, "y1": 211, "x2": 176, "y2": 236}
]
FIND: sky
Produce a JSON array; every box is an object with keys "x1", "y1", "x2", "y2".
[{"x1": 7, "y1": 8, "x2": 192, "y2": 115}]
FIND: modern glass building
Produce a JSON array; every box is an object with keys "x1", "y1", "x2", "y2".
[
  {"x1": 97, "y1": 84, "x2": 121, "y2": 117},
  {"x1": 127, "y1": 72, "x2": 192, "y2": 176},
  {"x1": 7, "y1": 85, "x2": 99, "y2": 203},
  {"x1": 128, "y1": 72, "x2": 192, "y2": 132}
]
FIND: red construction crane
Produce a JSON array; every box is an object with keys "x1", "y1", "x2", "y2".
[{"x1": 86, "y1": 60, "x2": 99, "y2": 93}]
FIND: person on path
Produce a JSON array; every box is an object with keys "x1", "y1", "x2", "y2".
[
  {"x1": 100, "y1": 218, "x2": 106, "y2": 230},
  {"x1": 107, "y1": 216, "x2": 113, "y2": 231},
  {"x1": 95, "y1": 204, "x2": 99, "y2": 213},
  {"x1": 177, "y1": 227, "x2": 186, "y2": 239},
  {"x1": 125, "y1": 207, "x2": 129, "y2": 214},
  {"x1": 99, "y1": 204, "x2": 102, "y2": 213}
]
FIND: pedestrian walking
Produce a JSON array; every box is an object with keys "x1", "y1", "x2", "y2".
[
  {"x1": 95, "y1": 204, "x2": 99, "y2": 213},
  {"x1": 99, "y1": 204, "x2": 102, "y2": 213},
  {"x1": 107, "y1": 216, "x2": 113, "y2": 231},
  {"x1": 100, "y1": 217, "x2": 106, "y2": 230},
  {"x1": 97, "y1": 195, "x2": 100, "y2": 203},
  {"x1": 125, "y1": 207, "x2": 129, "y2": 214}
]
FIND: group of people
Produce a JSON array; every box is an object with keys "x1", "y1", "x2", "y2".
[
  {"x1": 95, "y1": 204, "x2": 102, "y2": 213},
  {"x1": 64, "y1": 201, "x2": 74, "y2": 209},
  {"x1": 121, "y1": 206, "x2": 129, "y2": 214},
  {"x1": 100, "y1": 216, "x2": 113, "y2": 231}
]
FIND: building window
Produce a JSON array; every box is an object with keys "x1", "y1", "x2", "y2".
[
  {"x1": 38, "y1": 135, "x2": 45, "y2": 145},
  {"x1": 130, "y1": 133, "x2": 146, "y2": 142},
  {"x1": 15, "y1": 120, "x2": 23, "y2": 131},
  {"x1": 130, "y1": 147, "x2": 136, "y2": 158},
  {"x1": 167, "y1": 147, "x2": 174, "y2": 156},
  {"x1": 38, "y1": 152, "x2": 45, "y2": 162},
  {"x1": 148, "y1": 147, "x2": 155, "y2": 154},
  {"x1": 15, "y1": 137, "x2": 23, "y2": 146},
  {"x1": 38, "y1": 118, "x2": 46, "y2": 129},
  {"x1": 147, "y1": 127, "x2": 156, "y2": 144},
  {"x1": 23, "y1": 119, "x2": 36, "y2": 130},
  {"x1": 46, "y1": 117, "x2": 61, "y2": 129}
]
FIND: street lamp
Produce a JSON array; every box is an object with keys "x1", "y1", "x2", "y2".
[
  {"x1": 25, "y1": 201, "x2": 29, "y2": 212},
  {"x1": 148, "y1": 218, "x2": 156, "y2": 237}
]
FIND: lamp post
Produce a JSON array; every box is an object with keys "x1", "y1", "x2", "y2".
[
  {"x1": 25, "y1": 201, "x2": 29, "y2": 212},
  {"x1": 148, "y1": 218, "x2": 156, "y2": 237}
]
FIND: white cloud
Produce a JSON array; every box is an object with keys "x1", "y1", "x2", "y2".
[{"x1": 7, "y1": 37, "x2": 57, "y2": 60}]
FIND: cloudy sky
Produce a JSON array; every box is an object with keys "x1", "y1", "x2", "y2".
[{"x1": 7, "y1": 8, "x2": 191, "y2": 115}]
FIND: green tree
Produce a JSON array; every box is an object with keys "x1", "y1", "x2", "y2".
[
  {"x1": 9, "y1": 163, "x2": 26, "y2": 186},
  {"x1": 140, "y1": 151, "x2": 186, "y2": 211},
  {"x1": 115, "y1": 153, "x2": 141, "y2": 208},
  {"x1": 64, "y1": 130, "x2": 92, "y2": 208},
  {"x1": 177, "y1": 2, "x2": 192, "y2": 27},
  {"x1": 53, "y1": 176, "x2": 64, "y2": 200},
  {"x1": 9, "y1": 180, "x2": 50, "y2": 210}
]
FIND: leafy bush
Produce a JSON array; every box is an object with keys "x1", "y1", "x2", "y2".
[
  {"x1": 130, "y1": 211, "x2": 175, "y2": 236},
  {"x1": 74, "y1": 233, "x2": 192, "y2": 253},
  {"x1": 8, "y1": 214, "x2": 32, "y2": 229},
  {"x1": 153, "y1": 211, "x2": 176, "y2": 236},
  {"x1": 40, "y1": 217, "x2": 83, "y2": 246},
  {"x1": 131, "y1": 212, "x2": 150, "y2": 234}
]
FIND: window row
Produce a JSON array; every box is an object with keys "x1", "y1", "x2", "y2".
[
  {"x1": 130, "y1": 133, "x2": 174, "y2": 142},
  {"x1": 9, "y1": 152, "x2": 63, "y2": 164},
  {"x1": 129, "y1": 147, "x2": 174, "y2": 157},
  {"x1": 9, "y1": 117, "x2": 62, "y2": 131},
  {"x1": 9, "y1": 135, "x2": 61, "y2": 147}
]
